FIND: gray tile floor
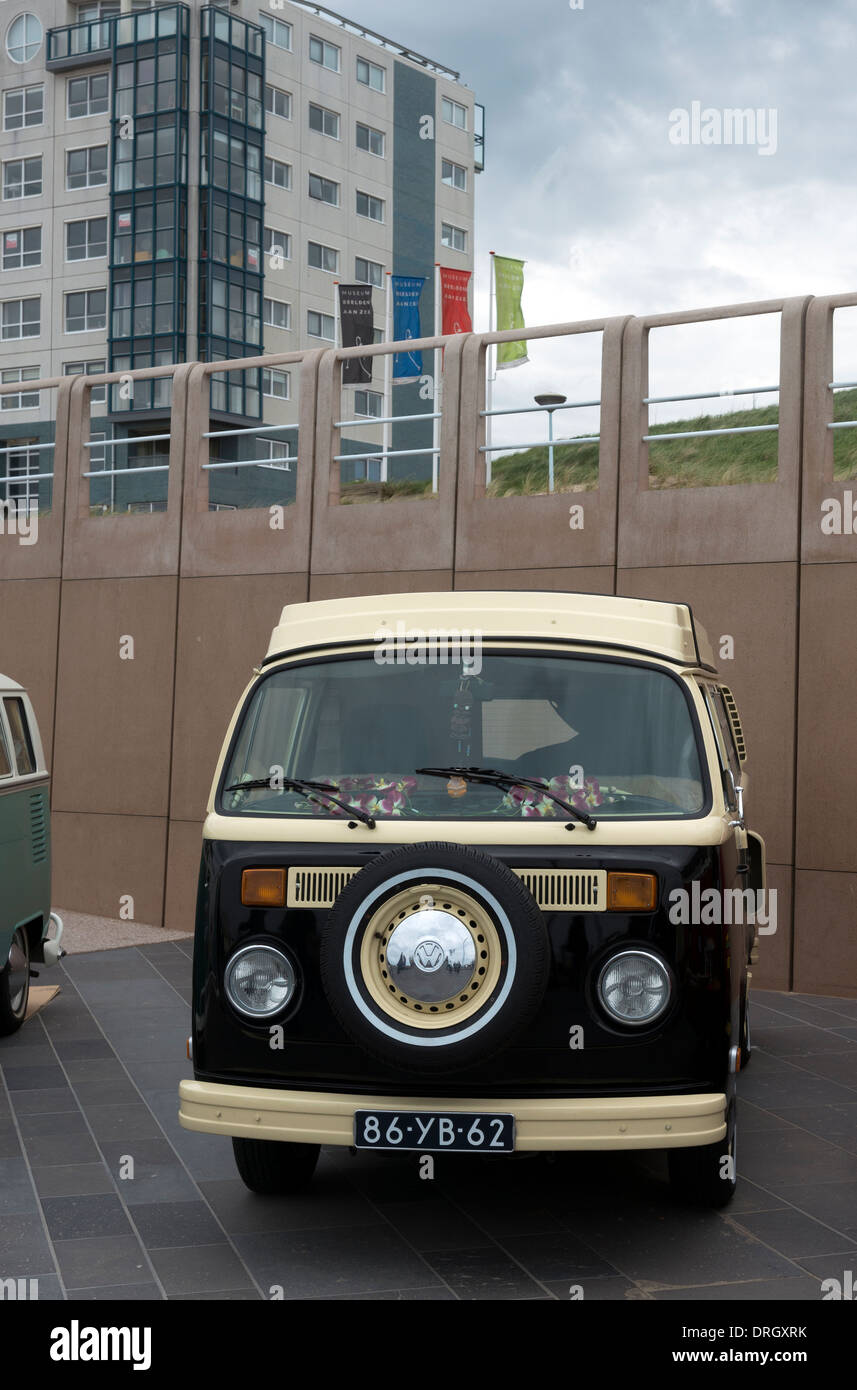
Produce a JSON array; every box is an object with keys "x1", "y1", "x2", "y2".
[{"x1": 1, "y1": 942, "x2": 856, "y2": 1301}]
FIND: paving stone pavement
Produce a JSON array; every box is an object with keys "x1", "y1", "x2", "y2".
[{"x1": 1, "y1": 942, "x2": 855, "y2": 1301}]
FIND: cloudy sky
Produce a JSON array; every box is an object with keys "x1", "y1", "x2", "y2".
[{"x1": 351, "y1": 0, "x2": 857, "y2": 434}]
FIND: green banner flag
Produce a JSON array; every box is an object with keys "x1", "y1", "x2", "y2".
[{"x1": 493, "y1": 255, "x2": 528, "y2": 369}]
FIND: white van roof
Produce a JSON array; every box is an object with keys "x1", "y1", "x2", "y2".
[
  {"x1": 264, "y1": 592, "x2": 715, "y2": 670},
  {"x1": 0, "y1": 673, "x2": 24, "y2": 692}
]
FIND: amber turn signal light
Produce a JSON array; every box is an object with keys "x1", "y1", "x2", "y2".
[
  {"x1": 606, "y1": 872, "x2": 657, "y2": 911},
  {"x1": 241, "y1": 868, "x2": 287, "y2": 908}
]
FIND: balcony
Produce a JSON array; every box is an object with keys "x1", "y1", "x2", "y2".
[
  {"x1": 46, "y1": 17, "x2": 113, "y2": 70},
  {"x1": 474, "y1": 103, "x2": 486, "y2": 173}
]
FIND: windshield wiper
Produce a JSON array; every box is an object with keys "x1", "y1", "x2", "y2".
[
  {"x1": 415, "y1": 766, "x2": 597, "y2": 830},
  {"x1": 222, "y1": 775, "x2": 377, "y2": 829}
]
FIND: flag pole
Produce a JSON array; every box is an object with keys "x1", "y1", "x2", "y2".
[
  {"x1": 383, "y1": 272, "x2": 392, "y2": 484},
  {"x1": 432, "y1": 262, "x2": 441, "y2": 495},
  {"x1": 486, "y1": 251, "x2": 495, "y2": 487}
]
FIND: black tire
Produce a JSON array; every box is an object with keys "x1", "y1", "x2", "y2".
[
  {"x1": 319, "y1": 842, "x2": 550, "y2": 1074},
  {"x1": 668, "y1": 1098, "x2": 737, "y2": 1208},
  {"x1": 232, "y1": 1137, "x2": 320, "y2": 1194},
  {"x1": 0, "y1": 927, "x2": 30, "y2": 1037}
]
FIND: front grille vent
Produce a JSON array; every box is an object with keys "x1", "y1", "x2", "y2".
[{"x1": 286, "y1": 865, "x2": 606, "y2": 912}]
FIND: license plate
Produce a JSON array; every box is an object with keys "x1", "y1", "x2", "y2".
[{"x1": 354, "y1": 1110, "x2": 515, "y2": 1153}]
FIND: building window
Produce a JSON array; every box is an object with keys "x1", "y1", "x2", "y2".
[
  {"x1": 3, "y1": 156, "x2": 42, "y2": 199},
  {"x1": 67, "y1": 74, "x2": 110, "y2": 120},
  {"x1": 264, "y1": 226, "x2": 291, "y2": 261},
  {"x1": 307, "y1": 240, "x2": 338, "y2": 274},
  {"x1": 112, "y1": 200, "x2": 179, "y2": 265},
  {"x1": 356, "y1": 57, "x2": 385, "y2": 92},
  {"x1": 309, "y1": 102, "x2": 340, "y2": 138},
  {"x1": 354, "y1": 389, "x2": 383, "y2": 418},
  {"x1": 2, "y1": 225, "x2": 41, "y2": 271},
  {"x1": 202, "y1": 129, "x2": 262, "y2": 200},
  {"x1": 356, "y1": 121, "x2": 384, "y2": 157},
  {"x1": 258, "y1": 438, "x2": 293, "y2": 469},
  {"x1": 1, "y1": 297, "x2": 39, "y2": 339},
  {"x1": 3, "y1": 83, "x2": 43, "y2": 130},
  {"x1": 265, "y1": 85, "x2": 291, "y2": 119},
  {"x1": 66, "y1": 216, "x2": 107, "y2": 262},
  {"x1": 1, "y1": 367, "x2": 39, "y2": 410},
  {"x1": 442, "y1": 96, "x2": 468, "y2": 130},
  {"x1": 65, "y1": 288, "x2": 106, "y2": 333},
  {"x1": 309, "y1": 35, "x2": 340, "y2": 71},
  {"x1": 264, "y1": 156, "x2": 291, "y2": 189},
  {"x1": 355, "y1": 256, "x2": 383, "y2": 288},
  {"x1": 356, "y1": 190, "x2": 384, "y2": 223},
  {"x1": 66, "y1": 145, "x2": 108, "y2": 191},
  {"x1": 441, "y1": 221, "x2": 468, "y2": 253},
  {"x1": 263, "y1": 297, "x2": 291, "y2": 330},
  {"x1": 6, "y1": 14, "x2": 42, "y2": 65},
  {"x1": 308, "y1": 172, "x2": 339, "y2": 206},
  {"x1": 307, "y1": 310, "x2": 334, "y2": 340},
  {"x1": 261, "y1": 367, "x2": 290, "y2": 399},
  {"x1": 3, "y1": 442, "x2": 40, "y2": 507},
  {"x1": 64, "y1": 360, "x2": 107, "y2": 404},
  {"x1": 259, "y1": 13, "x2": 291, "y2": 50},
  {"x1": 442, "y1": 158, "x2": 467, "y2": 191}
]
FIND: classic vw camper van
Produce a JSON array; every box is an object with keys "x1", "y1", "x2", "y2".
[
  {"x1": 179, "y1": 593, "x2": 763, "y2": 1207},
  {"x1": 0, "y1": 674, "x2": 63, "y2": 1034}
]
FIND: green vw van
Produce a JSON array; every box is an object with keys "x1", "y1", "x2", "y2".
[{"x1": 0, "y1": 674, "x2": 63, "y2": 1035}]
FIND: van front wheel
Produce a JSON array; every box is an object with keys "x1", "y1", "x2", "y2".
[
  {"x1": 232, "y1": 1137, "x2": 320, "y2": 1195},
  {"x1": 0, "y1": 927, "x2": 30, "y2": 1036}
]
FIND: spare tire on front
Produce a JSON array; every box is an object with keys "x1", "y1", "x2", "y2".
[{"x1": 319, "y1": 842, "x2": 550, "y2": 1073}]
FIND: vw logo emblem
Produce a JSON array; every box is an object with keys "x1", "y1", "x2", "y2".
[{"x1": 413, "y1": 940, "x2": 445, "y2": 972}]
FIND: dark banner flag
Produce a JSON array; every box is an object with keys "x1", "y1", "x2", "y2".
[
  {"x1": 439, "y1": 267, "x2": 473, "y2": 335},
  {"x1": 391, "y1": 275, "x2": 426, "y2": 382},
  {"x1": 338, "y1": 283, "x2": 374, "y2": 384}
]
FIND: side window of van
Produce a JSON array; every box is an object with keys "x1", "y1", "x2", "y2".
[
  {"x1": 0, "y1": 717, "x2": 11, "y2": 778},
  {"x1": 701, "y1": 685, "x2": 740, "y2": 786},
  {"x1": 3, "y1": 698, "x2": 36, "y2": 776}
]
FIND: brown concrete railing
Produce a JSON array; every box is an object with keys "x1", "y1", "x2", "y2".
[
  {"x1": 310, "y1": 333, "x2": 468, "y2": 590},
  {"x1": 618, "y1": 296, "x2": 809, "y2": 569},
  {"x1": 454, "y1": 318, "x2": 629, "y2": 580},
  {"x1": 2, "y1": 293, "x2": 857, "y2": 994}
]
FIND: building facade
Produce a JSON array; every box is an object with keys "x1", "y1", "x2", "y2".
[{"x1": 0, "y1": 0, "x2": 482, "y2": 511}]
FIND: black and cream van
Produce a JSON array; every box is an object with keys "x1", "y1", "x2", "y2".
[{"x1": 179, "y1": 592, "x2": 762, "y2": 1206}]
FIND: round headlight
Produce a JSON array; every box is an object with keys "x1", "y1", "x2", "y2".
[
  {"x1": 225, "y1": 944, "x2": 296, "y2": 1019},
  {"x1": 597, "y1": 950, "x2": 672, "y2": 1027}
]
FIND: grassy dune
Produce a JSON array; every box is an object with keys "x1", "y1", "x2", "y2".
[{"x1": 338, "y1": 389, "x2": 857, "y2": 500}]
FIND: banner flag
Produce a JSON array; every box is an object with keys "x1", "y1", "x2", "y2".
[
  {"x1": 338, "y1": 283, "x2": 374, "y2": 384},
  {"x1": 493, "y1": 256, "x2": 528, "y2": 369},
  {"x1": 391, "y1": 275, "x2": 426, "y2": 382},
  {"x1": 439, "y1": 267, "x2": 473, "y2": 335}
]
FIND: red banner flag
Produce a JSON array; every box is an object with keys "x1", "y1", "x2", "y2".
[{"x1": 439, "y1": 267, "x2": 473, "y2": 335}]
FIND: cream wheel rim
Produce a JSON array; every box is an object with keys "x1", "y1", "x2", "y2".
[{"x1": 359, "y1": 882, "x2": 503, "y2": 1030}]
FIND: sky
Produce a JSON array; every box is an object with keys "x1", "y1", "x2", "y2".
[{"x1": 343, "y1": 0, "x2": 857, "y2": 438}]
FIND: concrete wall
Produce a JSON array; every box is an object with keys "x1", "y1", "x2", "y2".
[{"x1": 2, "y1": 292, "x2": 856, "y2": 995}]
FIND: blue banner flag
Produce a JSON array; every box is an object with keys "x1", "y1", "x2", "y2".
[{"x1": 391, "y1": 275, "x2": 426, "y2": 382}]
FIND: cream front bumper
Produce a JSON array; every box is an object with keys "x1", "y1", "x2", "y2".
[{"x1": 178, "y1": 1081, "x2": 727, "y2": 1151}]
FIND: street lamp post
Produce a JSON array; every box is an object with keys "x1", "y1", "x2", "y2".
[{"x1": 534, "y1": 393, "x2": 567, "y2": 494}]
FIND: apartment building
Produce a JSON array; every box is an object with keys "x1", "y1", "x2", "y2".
[{"x1": 0, "y1": 0, "x2": 482, "y2": 511}]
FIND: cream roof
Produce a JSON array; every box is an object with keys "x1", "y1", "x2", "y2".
[
  {"x1": 0, "y1": 673, "x2": 24, "y2": 691},
  {"x1": 265, "y1": 591, "x2": 714, "y2": 669}
]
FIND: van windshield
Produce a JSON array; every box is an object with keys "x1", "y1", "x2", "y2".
[{"x1": 220, "y1": 652, "x2": 708, "y2": 821}]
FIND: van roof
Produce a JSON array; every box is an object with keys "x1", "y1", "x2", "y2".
[
  {"x1": 264, "y1": 592, "x2": 715, "y2": 670},
  {"x1": 0, "y1": 673, "x2": 24, "y2": 692}
]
